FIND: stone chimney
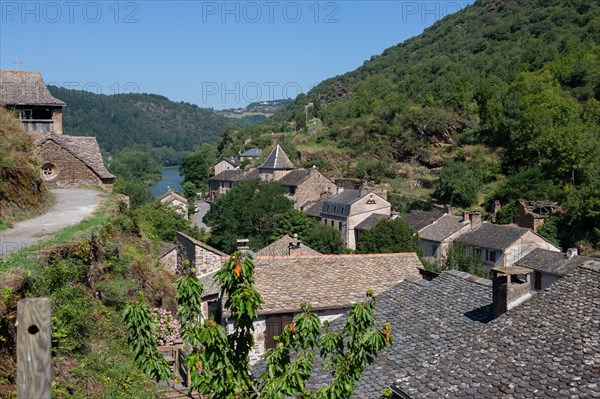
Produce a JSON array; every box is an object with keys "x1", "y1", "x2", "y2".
[
  {"x1": 469, "y1": 211, "x2": 482, "y2": 228},
  {"x1": 491, "y1": 266, "x2": 533, "y2": 318},
  {"x1": 288, "y1": 233, "x2": 302, "y2": 256},
  {"x1": 462, "y1": 211, "x2": 470, "y2": 223},
  {"x1": 444, "y1": 204, "x2": 452, "y2": 215},
  {"x1": 236, "y1": 239, "x2": 250, "y2": 251}
]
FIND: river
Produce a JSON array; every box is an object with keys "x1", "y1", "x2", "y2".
[{"x1": 152, "y1": 167, "x2": 183, "y2": 197}]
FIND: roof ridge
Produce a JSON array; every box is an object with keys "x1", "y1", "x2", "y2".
[{"x1": 255, "y1": 252, "x2": 418, "y2": 260}]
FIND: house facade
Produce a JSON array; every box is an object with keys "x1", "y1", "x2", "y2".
[
  {"x1": 319, "y1": 189, "x2": 391, "y2": 250},
  {"x1": 213, "y1": 157, "x2": 240, "y2": 176},
  {"x1": 1, "y1": 70, "x2": 114, "y2": 189},
  {"x1": 461, "y1": 223, "x2": 561, "y2": 269},
  {"x1": 418, "y1": 212, "x2": 474, "y2": 263},
  {"x1": 158, "y1": 189, "x2": 188, "y2": 218},
  {"x1": 176, "y1": 232, "x2": 227, "y2": 277}
]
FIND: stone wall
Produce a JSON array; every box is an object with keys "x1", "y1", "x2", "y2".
[
  {"x1": 39, "y1": 140, "x2": 102, "y2": 188},
  {"x1": 159, "y1": 249, "x2": 178, "y2": 274},
  {"x1": 176, "y1": 232, "x2": 225, "y2": 277},
  {"x1": 292, "y1": 169, "x2": 336, "y2": 209}
]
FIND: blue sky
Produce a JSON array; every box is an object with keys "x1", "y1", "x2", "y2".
[{"x1": 1, "y1": 1, "x2": 473, "y2": 109}]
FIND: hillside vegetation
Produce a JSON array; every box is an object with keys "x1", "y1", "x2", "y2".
[
  {"x1": 47, "y1": 86, "x2": 268, "y2": 165},
  {"x1": 0, "y1": 107, "x2": 50, "y2": 229},
  {"x1": 218, "y1": 0, "x2": 600, "y2": 250}
]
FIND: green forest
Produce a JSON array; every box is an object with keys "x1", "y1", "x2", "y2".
[{"x1": 216, "y1": 0, "x2": 600, "y2": 251}]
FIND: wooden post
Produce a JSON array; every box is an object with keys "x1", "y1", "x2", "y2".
[{"x1": 17, "y1": 298, "x2": 51, "y2": 399}]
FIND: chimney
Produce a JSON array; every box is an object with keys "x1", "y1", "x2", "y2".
[
  {"x1": 236, "y1": 239, "x2": 250, "y2": 251},
  {"x1": 444, "y1": 204, "x2": 452, "y2": 215},
  {"x1": 462, "y1": 211, "x2": 470, "y2": 223},
  {"x1": 469, "y1": 211, "x2": 482, "y2": 228},
  {"x1": 491, "y1": 266, "x2": 533, "y2": 318},
  {"x1": 288, "y1": 233, "x2": 302, "y2": 256},
  {"x1": 566, "y1": 248, "x2": 578, "y2": 259},
  {"x1": 359, "y1": 185, "x2": 365, "y2": 197}
]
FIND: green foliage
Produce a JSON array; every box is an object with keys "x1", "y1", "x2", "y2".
[
  {"x1": 182, "y1": 181, "x2": 198, "y2": 216},
  {"x1": 537, "y1": 216, "x2": 562, "y2": 248},
  {"x1": 434, "y1": 161, "x2": 482, "y2": 207},
  {"x1": 180, "y1": 144, "x2": 216, "y2": 192},
  {"x1": 357, "y1": 219, "x2": 421, "y2": 255},
  {"x1": 136, "y1": 202, "x2": 204, "y2": 243},
  {"x1": 113, "y1": 178, "x2": 155, "y2": 209},
  {"x1": 207, "y1": 180, "x2": 293, "y2": 252},
  {"x1": 442, "y1": 241, "x2": 488, "y2": 278},
  {"x1": 270, "y1": 210, "x2": 345, "y2": 254},
  {"x1": 494, "y1": 201, "x2": 516, "y2": 225},
  {"x1": 122, "y1": 294, "x2": 171, "y2": 381},
  {"x1": 109, "y1": 150, "x2": 162, "y2": 185},
  {"x1": 493, "y1": 167, "x2": 561, "y2": 204}
]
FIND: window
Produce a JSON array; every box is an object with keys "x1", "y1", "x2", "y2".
[
  {"x1": 431, "y1": 244, "x2": 439, "y2": 257},
  {"x1": 333, "y1": 206, "x2": 337, "y2": 213},
  {"x1": 487, "y1": 250, "x2": 497, "y2": 263},
  {"x1": 535, "y1": 271, "x2": 542, "y2": 290},
  {"x1": 290, "y1": 186, "x2": 296, "y2": 195},
  {"x1": 20, "y1": 109, "x2": 32, "y2": 120},
  {"x1": 265, "y1": 314, "x2": 294, "y2": 349},
  {"x1": 338, "y1": 221, "x2": 342, "y2": 231},
  {"x1": 41, "y1": 163, "x2": 58, "y2": 181},
  {"x1": 474, "y1": 248, "x2": 482, "y2": 258}
]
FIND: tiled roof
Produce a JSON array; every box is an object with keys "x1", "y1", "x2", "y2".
[
  {"x1": 515, "y1": 248, "x2": 592, "y2": 276},
  {"x1": 255, "y1": 235, "x2": 321, "y2": 257},
  {"x1": 36, "y1": 133, "x2": 114, "y2": 180},
  {"x1": 277, "y1": 169, "x2": 310, "y2": 187},
  {"x1": 298, "y1": 270, "x2": 494, "y2": 397},
  {"x1": 461, "y1": 223, "x2": 530, "y2": 251},
  {"x1": 354, "y1": 214, "x2": 388, "y2": 231},
  {"x1": 158, "y1": 243, "x2": 177, "y2": 259},
  {"x1": 418, "y1": 214, "x2": 466, "y2": 242},
  {"x1": 240, "y1": 148, "x2": 263, "y2": 158},
  {"x1": 403, "y1": 209, "x2": 445, "y2": 231},
  {"x1": 0, "y1": 70, "x2": 65, "y2": 106},
  {"x1": 392, "y1": 260, "x2": 600, "y2": 398},
  {"x1": 259, "y1": 145, "x2": 295, "y2": 170},
  {"x1": 208, "y1": 169, "x2": 246, "y2": 182},
  {"x1": 199, "y1": 270, "x2": 221, "y2": 297},
  {"x1": 158, "y1": 190, "x2": 188, "y2": 205},
  {"x1": 222, "y1": 157, "x2": 240, "y2": 167},
  {"x1": 303, "y1": 200, "x2": 324, "y2": 218},
  {"x1": 254, "y1": 253, "x2": 422, "y2": 315}
]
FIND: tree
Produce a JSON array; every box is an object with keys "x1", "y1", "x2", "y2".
[
  {"x1": 181, "y1": 181, "x2": 198, "y2": 217},
  {"x1": 136, "y1": 203, "x2": 205, "y2": 243},
  {"x1": 356, "y1": 219, "x2": 421, "y2": 255},
  {"x1": 113, "y1": 178, "x2": 154, "y2": 209},
  {"x1": 125, "y1": 254, "x2": 391, "y2": 398},
  {"x1": 270, "y1": 210, "x2": 346, "y2": 254},
  {"x1": 179, "y1": 151, "x2": 210, "y2": 194},
  {"x1": 206, "y1": 180, "x2": 293, "y2": 252},
  {"x1": 434, "y1": 161, "x2": 482, "y2": 208},
  {"x1": 109, "y1": 150, "x2": 162, "y2": 185},
  {"x1": 442, "y1": 240, "x2": 487, "y2": 278}
]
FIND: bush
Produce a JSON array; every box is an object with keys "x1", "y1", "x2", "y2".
[
  {"x1": 357, "y1": 219, "x2": 421, "y2": 254},
  {"x1": 434, "y1": 161, "x2": 482, "y2": 207},
  {"x1": 150, "y1": 308, "x2": 181, "y2": 346}
]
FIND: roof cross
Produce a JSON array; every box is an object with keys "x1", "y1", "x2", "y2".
[{"x1": 12, "y1": 58, "x2": 23, "y2": 70}]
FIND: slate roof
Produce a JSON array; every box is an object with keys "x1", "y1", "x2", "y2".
[
  {"x1": 301, "y1": 270, "x2": 494, "y2": 397},
  {"x1": 259, "y1": 145, "x2": 295, "y2": 170},
  {"x1": 461, "y1": 223, "x2": 530, "y2": 251},
  {"x1": 0, "y1": 70, "x2": 65, "y2": 106},
  {"x1": 256, "y1": 235, "x2": 321, "y2": 257},
  {"x1": 208, "y1": 169, "x2": 246, "y2": 182},
  {"x1": 158, "y1": 243, "x2": 177, "y2": 259},
  {"x1": 36, "y1": 133, "x2": 114, "y2": 180},
  {"x1": 254, "y1": 253, "x2": 422, "y2": 315},
  {"x1": 222, "y1": 157, "x2": 240, "y2": 167},
  {"x1": 277, "y1": 169, "x2": 310, "y2": 187},
  {"x1": 403, "y1": 209, "x2": 445, "y2": 232},
  {"x1": 392, "y1": 259, "x2": 600, "y2": 398},
  {"x1": 354, "y1": 213, "x2": 388, "y2": 231},
  {"x1": 515, "y1": 248, "x2": 593, "y2": 276},
  {"x1": 199, "y1": 270, "x2": 221, "y2": 297},
  {"x1": 158, "y1": 190, "x2": 188, "y2": 205},
  {"x1": 418, "y1": 214, "x2": 467, "y2": 242},
  {"x1": 240, "y1": 148, "x2": 263, "y2": 158},
  {"x1": 302, "y1": 201, "x2": 323, "y2": 218}
]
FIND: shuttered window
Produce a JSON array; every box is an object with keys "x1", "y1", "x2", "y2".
[{"x1": 265, "y1": 314, "x2": 294, "y2": 349}]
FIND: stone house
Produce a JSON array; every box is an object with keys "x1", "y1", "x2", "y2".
[
  {"x1": 514, "y1": 199, "x2": 561, "y2": 231},
  {"x1": 158, "y1": 243, "x2": 177, "y2": 274},
  {"x1": 418, "y1": 211, "x2": 476, "y2": 263},
  {"x1": 238, "y1": 148, "x2": 263, "y2": 162},
  {"x1": 158, "y1": 189, "x2": 188, "y2": 218},
  {"x1": 213, "y1": 157, "x2": 240, "y2": 176},
  {"x1": 1, "y1": 70, "x2": 114, "y2": 189},
  {"x1": 514, "y1": 247, "x2": 592, "y2": 291},
  {"x1": 208, "y1": 146, "x2": 335, "y2": 209},
  {"x1": 460, "y1": 223, "x2": 561, "y2": 270},
  {"x1": 211, "y1": 252, "x2": 422, "y2": 364},
  {"x1": 317, "y1": 189, "x2": 391, "y2": 250},
  {"x1": 176, "y1": 232, "x2": 227, "y2": 277},
  {"x1": 403, "y1": 206, "x2": 448, "y2": 232},
  {"x1": 299, "y1": 255, "x2": 600, "y2": 398},
  {"x1": 255, "y1": 234, "x2": 321, "y2": 257}
]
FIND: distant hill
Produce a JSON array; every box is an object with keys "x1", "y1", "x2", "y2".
[{"x1": 47, "y1": 86, "x2": 265, "y2": 162}]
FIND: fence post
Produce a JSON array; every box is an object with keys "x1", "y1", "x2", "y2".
[{"x1": 17, "y1": 298, "x2": 52, "y2": 399}]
